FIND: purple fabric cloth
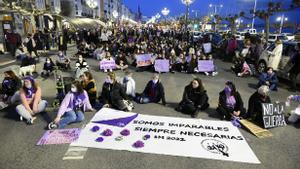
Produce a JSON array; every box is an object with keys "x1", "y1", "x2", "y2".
[
  {"x1": 120, "y1": 129, "x2": 130, "y2": 136},
  {"x1": 92, "y1": 114, "x2": 138, "y2": 127},
  {"x1": 25, "y1": 88, "x2": 36, "y2": 99},
  {"x1": 133, "y1": 140, "x2": 144, "y2": 148},
  {"x1": 91, "y1": 126, "x2": 100, "y2": 132},
  {"x1": 57, "y1": 90, "x2": 92, "y2": 117},
  {"x1": 226, "y1": 95, "x2": 236, "y2": 108},
  {"x1": 101, "y1": 129, "x2": 113, "y2": 136}
]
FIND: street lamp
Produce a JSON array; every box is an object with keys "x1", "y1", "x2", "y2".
[
  {"x1": 276, "y1": 14, "x2": 288, "y2": 34},
  {"x1": 161, "y1": 7, "x2": 170, "y2": 23},
  {"x1": 181, "y1": 0, "x2": 195, "y2": 31},
  {"x1": 209, "y1": 3, "x2": 223, "y2": 31},
  {"x1": 86, "y1": 0, "x2": 98, "y2": 18}
]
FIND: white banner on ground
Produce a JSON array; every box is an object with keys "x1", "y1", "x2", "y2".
[{"x1": 71, "y1": 108, "x2": 260, "y2": 164}]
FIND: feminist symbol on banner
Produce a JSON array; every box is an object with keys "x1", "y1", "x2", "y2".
[{"x1": 201, "y1": 139, "x2": 229, "y2": 157}]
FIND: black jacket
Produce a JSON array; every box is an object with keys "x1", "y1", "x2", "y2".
[
  {"x1": 218, "y1": 90, "x2": 244, "y2": 112},
  {"x1": 247, "y1": 91, "x2": 271, "y2": 126},
  {"x1": 1, "y1": 77, "x2": 22, "y2": 96},
  {"x1": 21, "y1": 57, "x2": 36, "y2": 67},
  {"x1": 142, "y1": 80, "x2": 166, "y2": 104},
  {"x1": 101, "y1": 82, "x2": 128, "y2": 105},
  {"x1": 181, "y1": 85, "x2": 208, "y2": 107}
]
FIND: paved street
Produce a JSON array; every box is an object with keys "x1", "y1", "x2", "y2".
[{"x1": 0, "y1": 46, "x2": 299, "y2": 169}]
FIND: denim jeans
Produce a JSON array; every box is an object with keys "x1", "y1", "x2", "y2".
[{"x1": 58, "y1": 110, "x2": 85, "y2": 128}]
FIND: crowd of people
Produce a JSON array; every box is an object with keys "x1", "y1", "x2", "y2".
[{"x1": 1, "y1": 26, "x2": 300, "y2": 130}]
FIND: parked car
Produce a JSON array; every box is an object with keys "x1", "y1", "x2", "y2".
[
  {"x1": 257, "y1": 41, "x2": 300, "y2": 83},
  {"x1": 268, "y1": 34, "x2": 289, "y2": 43},
  {"x1": 281, "y1": 33, "x2": 295, "y2": 41}
]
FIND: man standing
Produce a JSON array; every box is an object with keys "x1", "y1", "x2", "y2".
[{"x1": 289, "y1": 43, "x2": 300, "y2": 91}]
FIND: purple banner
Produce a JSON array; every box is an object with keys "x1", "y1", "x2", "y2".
[
  {"x1": 198, "y1": 60, "x2": 215, "y2": 72},
  {"x1": 154, "y1": 59, "x2": 170, "y2": 72},
  {"x1": 37, "y1": 128, "x2": 81, "y2": 145},
  {"x1": 136, "y1": 54, "x2": 153, "y2": 67},
  {"x1": 100, "y1": 60, "x2": 116, "y2": 70}
]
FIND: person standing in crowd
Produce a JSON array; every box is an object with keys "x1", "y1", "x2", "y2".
[
  {"x1": 257, "y1": 67, "x2": 278, "y2": 91},
  {"x1": 81, "y1": 71, "x2": 97, "y2": 106},
  {"x1": 246, "y1": 85, "x2": 271, "y2": 127},
  {"x1": 56, "y1": 51, "x2": 71, "y2": 70},
  {"x1": 226, "y1": 35, "x2": 238, "y2": 62},
  {"x1": 5, "y1": 29, "x2": 18, "y2": 57},
  {"x1": 176, "y1": 78, "x2": 209, "y2": 118},
  {"x1": 41, "y1": 57, "x2": 55, "y2": 77},
  {"x1": 100, "y1": 72, "x2": 133, "y2": 111},
  {"x1": 216, "y1": 81, "x2": 246, "y2": 120},
  {"x1": 138, "y1": 74, "x2": 166, "y2": 106},
  {"x1": 58, "y1": 31, "x2": 68, "y2": 55},
  {"x1": 24, "y1": 34, "x2": 39, "y2": 58},
  {"x1": 0, "y1": 71, "x2": 22, "y2": 109},
  {"x1": 48, "y1": 80, "x2": 95, "y2": 129},
  {"x1": 16, "y1": 76, "x2": 47, "y2": 124},
  {"x1": 267, "y1": 40, "x2": 283, "y2": 71},
  {"x1": 75, "y1": 55, "x2": 89, "y2": 79},
  {"x1": 289, "y1": 43, "x2": 300, "y2": 91},
  {"x1": 121, "y1": 71, "x2": 136, "y2": 99}
]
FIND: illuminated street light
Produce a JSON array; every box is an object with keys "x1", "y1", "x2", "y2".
[
  {"x1": 181, "y1": 0, "x2": 195, "y2": 31},
  {"x1": 276, "y1": 14, "x2": 288, "y2": 34}
]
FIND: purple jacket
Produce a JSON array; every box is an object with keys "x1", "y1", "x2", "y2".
[{"x1": 58, "y1": 90, "x2": 92, "y2": 117}]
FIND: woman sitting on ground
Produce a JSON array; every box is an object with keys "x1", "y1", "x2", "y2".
[
  {"x1": 246, "y1": 85, "x2": 271, "y2": 127},
  {"x1": 257, "y1": 67, "x2": 278, "y2": 91},
  {"x1": 48, "y1": 80, "x2": 95, "y2": 129},
  {"x1": 0, "y1": 70, "x2": 22, "y2": 109},
  {"x1": 41, "y1": 57, "x2": 55, "y2": 77},
  {"x1": 16, "y1": 76, "x2": 48, "y2": 124},
  {"x1": 115, "y1": 53, "x2": 129, "y2": 71},
  {"x1": 81, "y1": 71, "x2": 97, "y2": 106},
  {"x1": 138, "y1": 74, "x2": 166, "y2": 106},
  {"x1": 216, "y1": 81, "x2": 246, "y2": 120},
  {"x1": 100, "y1": 72, "x2": 132, "y2": 111},
  {"x1": 75, "y1": 54, "x2": 89, "y2": 79},
  {"x1": 56, "y1": 51, "x2": 71, "y2": 70},
  {"x1": 176, "y1": 78, "x2": 209, "y2": 118}
]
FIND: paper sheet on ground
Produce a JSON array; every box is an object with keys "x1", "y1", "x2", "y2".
[
  {"x1": 71, "y1": 108, "x2": 260, "y2": 164},
  {"x1": 37, "y1": 128, "x2": 80, "y2": 145}
]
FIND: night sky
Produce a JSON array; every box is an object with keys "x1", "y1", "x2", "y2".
[{"x1": 123, "y1": 0, "x2": 300, "y2": 24}]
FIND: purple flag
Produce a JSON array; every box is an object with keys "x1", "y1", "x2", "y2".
[{"x1": 36, "y1": 128, "x2": 81, "y2": 145}]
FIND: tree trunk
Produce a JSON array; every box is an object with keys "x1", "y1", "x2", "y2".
[{"x1": 265, "y1": 16, "x2": 270, "y2": 42}]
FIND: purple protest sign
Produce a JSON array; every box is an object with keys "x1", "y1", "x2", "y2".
[
  {"x1": 136, "y1": 54, "x2": 153, "y2": 67},
  {"x1": 198, "y1": 60, "x2": 215, "y2": 72},
  {"x1": 36, "y1": 128, "x2": 81, "y2": 145},
  {"x1": 100, "y1": 60, "x2": 116, "y2": 70},
  {"x1": 154, "y1": 59, "x2": 170, "y2": 72}
]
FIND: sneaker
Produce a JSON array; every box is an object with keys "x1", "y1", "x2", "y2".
[
  {"x1": 237, "y1": 73, "x2": 242, "y2": 77},
  {"x1": 204, "y1": 72, "x2": 209, "y2": 76},
  {"x1": 20, "y1": 116, "x2": 23, "y2": 121},
  {"x1": 0, "y1": 102, "x2": 8, "y2": 110},
  {"x1": 27, "y1": 117, "x2": 37, "y2": 125},
  {"x1": 212, "y1": 72, "x2": 218, "y2": 76},
  {"x1": 104, "y1": 69, "x2": 107, "y2": 73},
  {"x1": 48, "y1": 122, "x2": 58, "y2": 130}
]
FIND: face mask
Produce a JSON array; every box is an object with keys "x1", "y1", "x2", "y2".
[
  {"x1": 105, "y1": 77, "x2": 112, "y2": 84},
  {"x1": 224, "y1": 87, "x2": 232, "y2": 95},
  {"x1": 71, "y1": 87, "x2": 77, "y2": 93},
  {"x1": 46, "y1": 60, "x2": 50, "y2": 64},
  {"x1": 25, "y1": 84, "x2": 32, "y2": 89},
  {"x1": 152, "y1": 79, "x2": 158, "y2": 84}
]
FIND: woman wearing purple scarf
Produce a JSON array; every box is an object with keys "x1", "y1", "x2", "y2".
[
  {"x1": 48, "y1": 81, "x2": 95, "y2": 129},
  {"x1": 216, "y1": 81, "x2": 246, "y2": 120}
]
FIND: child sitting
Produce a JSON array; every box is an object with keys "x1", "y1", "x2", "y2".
[{"x1": 41, "y1": 57, "x2": 55, "y2": 77}]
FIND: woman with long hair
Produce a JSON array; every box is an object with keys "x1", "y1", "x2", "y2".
[{"x1": 16, "y1": 76, "x2": 47, "y2": 124}]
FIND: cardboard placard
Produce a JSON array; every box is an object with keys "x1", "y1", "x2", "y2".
[
  {"x1": 262, "y1": 103, "x2": 287, "y2": 129},
  {"x1": 99, "y1": 60, "x2": 116, "y2": 70},
  {"x1": 154, "y1": 59, "x2": 170, "y2": 72},
  {"x1": 198, "y1": 60, "x2": 215, "y2": 72},
  {"x1": 239, "y1": 119, "x2": 273, "y2": 138},
  {"x1": 136, "y1": 54, "x2": 153, "y2": 67}
]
